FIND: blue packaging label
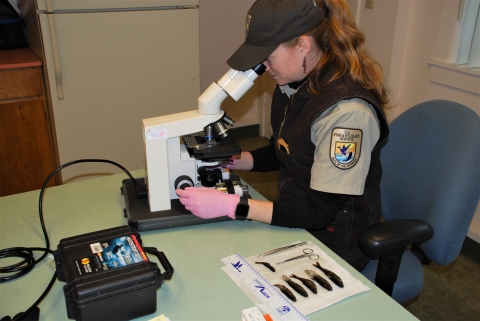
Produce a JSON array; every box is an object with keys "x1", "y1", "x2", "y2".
[{"x1": 74, "y1": 235, "x2": 147, "y2": 276}]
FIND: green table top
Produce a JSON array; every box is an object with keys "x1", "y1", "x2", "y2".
[{"x1": 0, "y1": 170, "x2": 417, "y2": 321}]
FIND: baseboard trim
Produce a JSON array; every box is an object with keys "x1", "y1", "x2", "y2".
[{"x1": 461, "y1": 237, "x2": 480, "y2": 264}]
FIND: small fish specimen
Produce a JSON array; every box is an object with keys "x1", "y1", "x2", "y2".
[
  {"x1": 313, "y1": 262, "x2": 344, "y2": 288},
  {"x1": 290, "y1": 273, "x2": 317, "y2": 294},
  {"x1": 305, "y1": 269, "x2": 332, "y2": 291},
  {"x1": 255, "y1": 261, "x2": 275, "y2": 272},
  {"x1": 282, "y1": 275, "x2": 308, "y2": 297},
  {"x1": 274, "y1": 284, "x2": 297, "y2": 302}
]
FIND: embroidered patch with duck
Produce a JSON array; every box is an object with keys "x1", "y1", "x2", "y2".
[{"x1": 330, "y1": 127, "x2": 363, "y2": 169}]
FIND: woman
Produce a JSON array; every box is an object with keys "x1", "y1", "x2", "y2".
[{"x1": 176, "y1": 0, "x2": 391, "y2": 271}]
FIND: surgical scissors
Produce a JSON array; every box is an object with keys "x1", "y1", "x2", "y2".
[{"x1": 276, "y1": 248, "x2": 319, "y2": 264}]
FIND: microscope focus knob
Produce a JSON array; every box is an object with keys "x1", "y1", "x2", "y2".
[{"x1": 174, "y1": 175, "x2": 194, "y2": 190}]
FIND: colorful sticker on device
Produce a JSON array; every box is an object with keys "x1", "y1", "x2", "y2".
[
  {"x1": 330, "y1": 128, "x2": 363, "y2": 170},
  {"x1": 74, "y1": 235, "x2": 147, "y2": 276}
]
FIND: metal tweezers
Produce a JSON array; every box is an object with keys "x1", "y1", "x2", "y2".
[{"x1": 257, "y1": 241, "x2": 308, "y2": 258}]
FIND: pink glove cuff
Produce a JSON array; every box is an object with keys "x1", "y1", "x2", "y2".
[{"x1": 225, "y1": 193, "x2": 239, "y2": 219}]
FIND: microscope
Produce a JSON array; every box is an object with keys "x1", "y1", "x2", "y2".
[{"x1": 121, "y1": 64, "x2": 266, "y2": 231}]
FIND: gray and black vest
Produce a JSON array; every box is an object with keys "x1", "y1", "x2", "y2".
[{"x1": 271, "y1": 67, "x2": 389, "y2": 266}]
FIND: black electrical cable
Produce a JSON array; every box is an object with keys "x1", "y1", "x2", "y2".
[
  {"x1": 0, "y1": 247, "x2": 53, "y2": 282},
  {"x1": 0, "y1": 159, "x2": 137, "y2": 320}
]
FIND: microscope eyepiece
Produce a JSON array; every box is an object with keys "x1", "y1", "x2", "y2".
[{"x1": 252, "y1": 63, "x2": 266, "y2": 76}]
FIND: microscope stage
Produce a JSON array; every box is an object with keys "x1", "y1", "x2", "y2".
[{"x1": 183, "y1": 134, "x2": 241, "y2": 161}]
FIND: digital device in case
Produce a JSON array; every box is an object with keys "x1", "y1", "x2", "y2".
[{"x1": 54, "y1": 226, "x2": 173, "y2": 321}]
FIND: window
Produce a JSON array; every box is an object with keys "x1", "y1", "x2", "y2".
[
  {"x1": 429, "y1": 0, "x2": 479, "y2": 94},
  {"x1": 456, "y1": 0, "x2": 479, "y2": 68}
]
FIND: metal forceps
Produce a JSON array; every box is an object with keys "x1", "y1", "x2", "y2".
[
  {"x1": 257, "y1": 241, "x2": 308, "y2": 258},
  {"x1": 276, "y1": 248, "x2": 319, "y2": 264}
]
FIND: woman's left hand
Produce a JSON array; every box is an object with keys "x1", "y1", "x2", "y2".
[{"x1": 176, "y1": 187, "x2": 239, "y2": 219}]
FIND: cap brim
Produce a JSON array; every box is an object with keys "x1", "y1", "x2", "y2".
[{"x1": 227, "y1": 41, "x2": 279, "y2": 71}]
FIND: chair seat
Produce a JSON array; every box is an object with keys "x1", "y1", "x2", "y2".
[{"x1": 362, "y1": 250, "x2": 424, "y2": 303}]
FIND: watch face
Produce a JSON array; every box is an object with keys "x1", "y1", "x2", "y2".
[{"x1": 235, "y1": 197, "x2": 249, "y2": 220}]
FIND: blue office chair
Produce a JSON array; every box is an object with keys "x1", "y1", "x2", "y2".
[{"x1": 359, "y1": 100, "x2": 480, "y2": 303}]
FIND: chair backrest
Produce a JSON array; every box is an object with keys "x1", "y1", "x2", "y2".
[{"x1": 380, "y1": 100, "x2": 480, "y2": 266}]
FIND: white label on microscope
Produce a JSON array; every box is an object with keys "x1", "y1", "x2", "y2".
[{"x1": 148, "y1": 128, "x2": 167, "y2": 139}]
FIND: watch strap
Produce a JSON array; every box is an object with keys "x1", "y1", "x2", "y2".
[{"x1": 235, "y1": 196, "x2": 249, "y2": 221}]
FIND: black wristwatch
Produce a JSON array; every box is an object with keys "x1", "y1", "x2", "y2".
[{"x1": 235, "y1": 196, "x2": 250, "y2": 221}]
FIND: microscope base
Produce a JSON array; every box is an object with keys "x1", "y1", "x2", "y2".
[{"x1": 121, "y1": 178, "x2": 230, "y2": 231}]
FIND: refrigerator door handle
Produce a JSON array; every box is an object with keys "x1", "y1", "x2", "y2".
[
  {"x1": 46, "y1": 0, "x2": 54, "y2": 12},
  {"x1": 47, "y1": 13, "x2": 64, "y2": 99}
]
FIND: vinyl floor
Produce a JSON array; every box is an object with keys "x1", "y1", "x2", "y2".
[{"x1": 232, "y1": 134, "x2": 480, "y2": 321}]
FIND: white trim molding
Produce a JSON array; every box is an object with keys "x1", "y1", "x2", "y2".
[{"x1": 428, "y1": 59, "x2": 480, "y2": 95}]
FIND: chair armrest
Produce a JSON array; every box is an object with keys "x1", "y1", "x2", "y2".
[
  {"x1": 359, "y1": 219, "x2": 434, "y2": 259},
  {"x1": 359, "y1": 219, "x2": 434, "y2": 297}
]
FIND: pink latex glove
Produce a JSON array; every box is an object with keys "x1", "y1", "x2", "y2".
[{"x1": 176, "y1": 187, "x2": 239, "y2": 219}]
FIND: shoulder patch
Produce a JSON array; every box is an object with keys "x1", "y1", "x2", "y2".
[{"x1": 330, "y1": 127, "x2": 363, "y2": 170}]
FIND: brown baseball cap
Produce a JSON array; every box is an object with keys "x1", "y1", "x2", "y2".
[{"x1": 227, "y1": 0, "x2": 327, "y2": 71}]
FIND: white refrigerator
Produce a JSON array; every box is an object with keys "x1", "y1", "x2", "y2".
[{"x1": 34, "y1": 0, "x2": 200, "y2": 183}]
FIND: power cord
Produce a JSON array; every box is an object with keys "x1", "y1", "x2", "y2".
[{"x1": 0, "y1": 159, "x2": 137, "y2": 321}]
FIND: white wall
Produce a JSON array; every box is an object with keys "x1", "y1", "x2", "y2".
[{"x1": 199, "y1": 0, "x2": 270, "y2": 130}]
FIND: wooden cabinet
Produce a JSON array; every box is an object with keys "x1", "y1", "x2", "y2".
[{"x1": 0, "y1": 48, "x2": 58, "y2": 196}]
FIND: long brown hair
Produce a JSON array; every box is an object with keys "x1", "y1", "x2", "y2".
[{"x1": 287, "y1": 0, "x2": 391, "y2": 107}]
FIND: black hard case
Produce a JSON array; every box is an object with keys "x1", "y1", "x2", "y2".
[{"x1": 54, "y1": 226, "x2": 173, "y2": 321}]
